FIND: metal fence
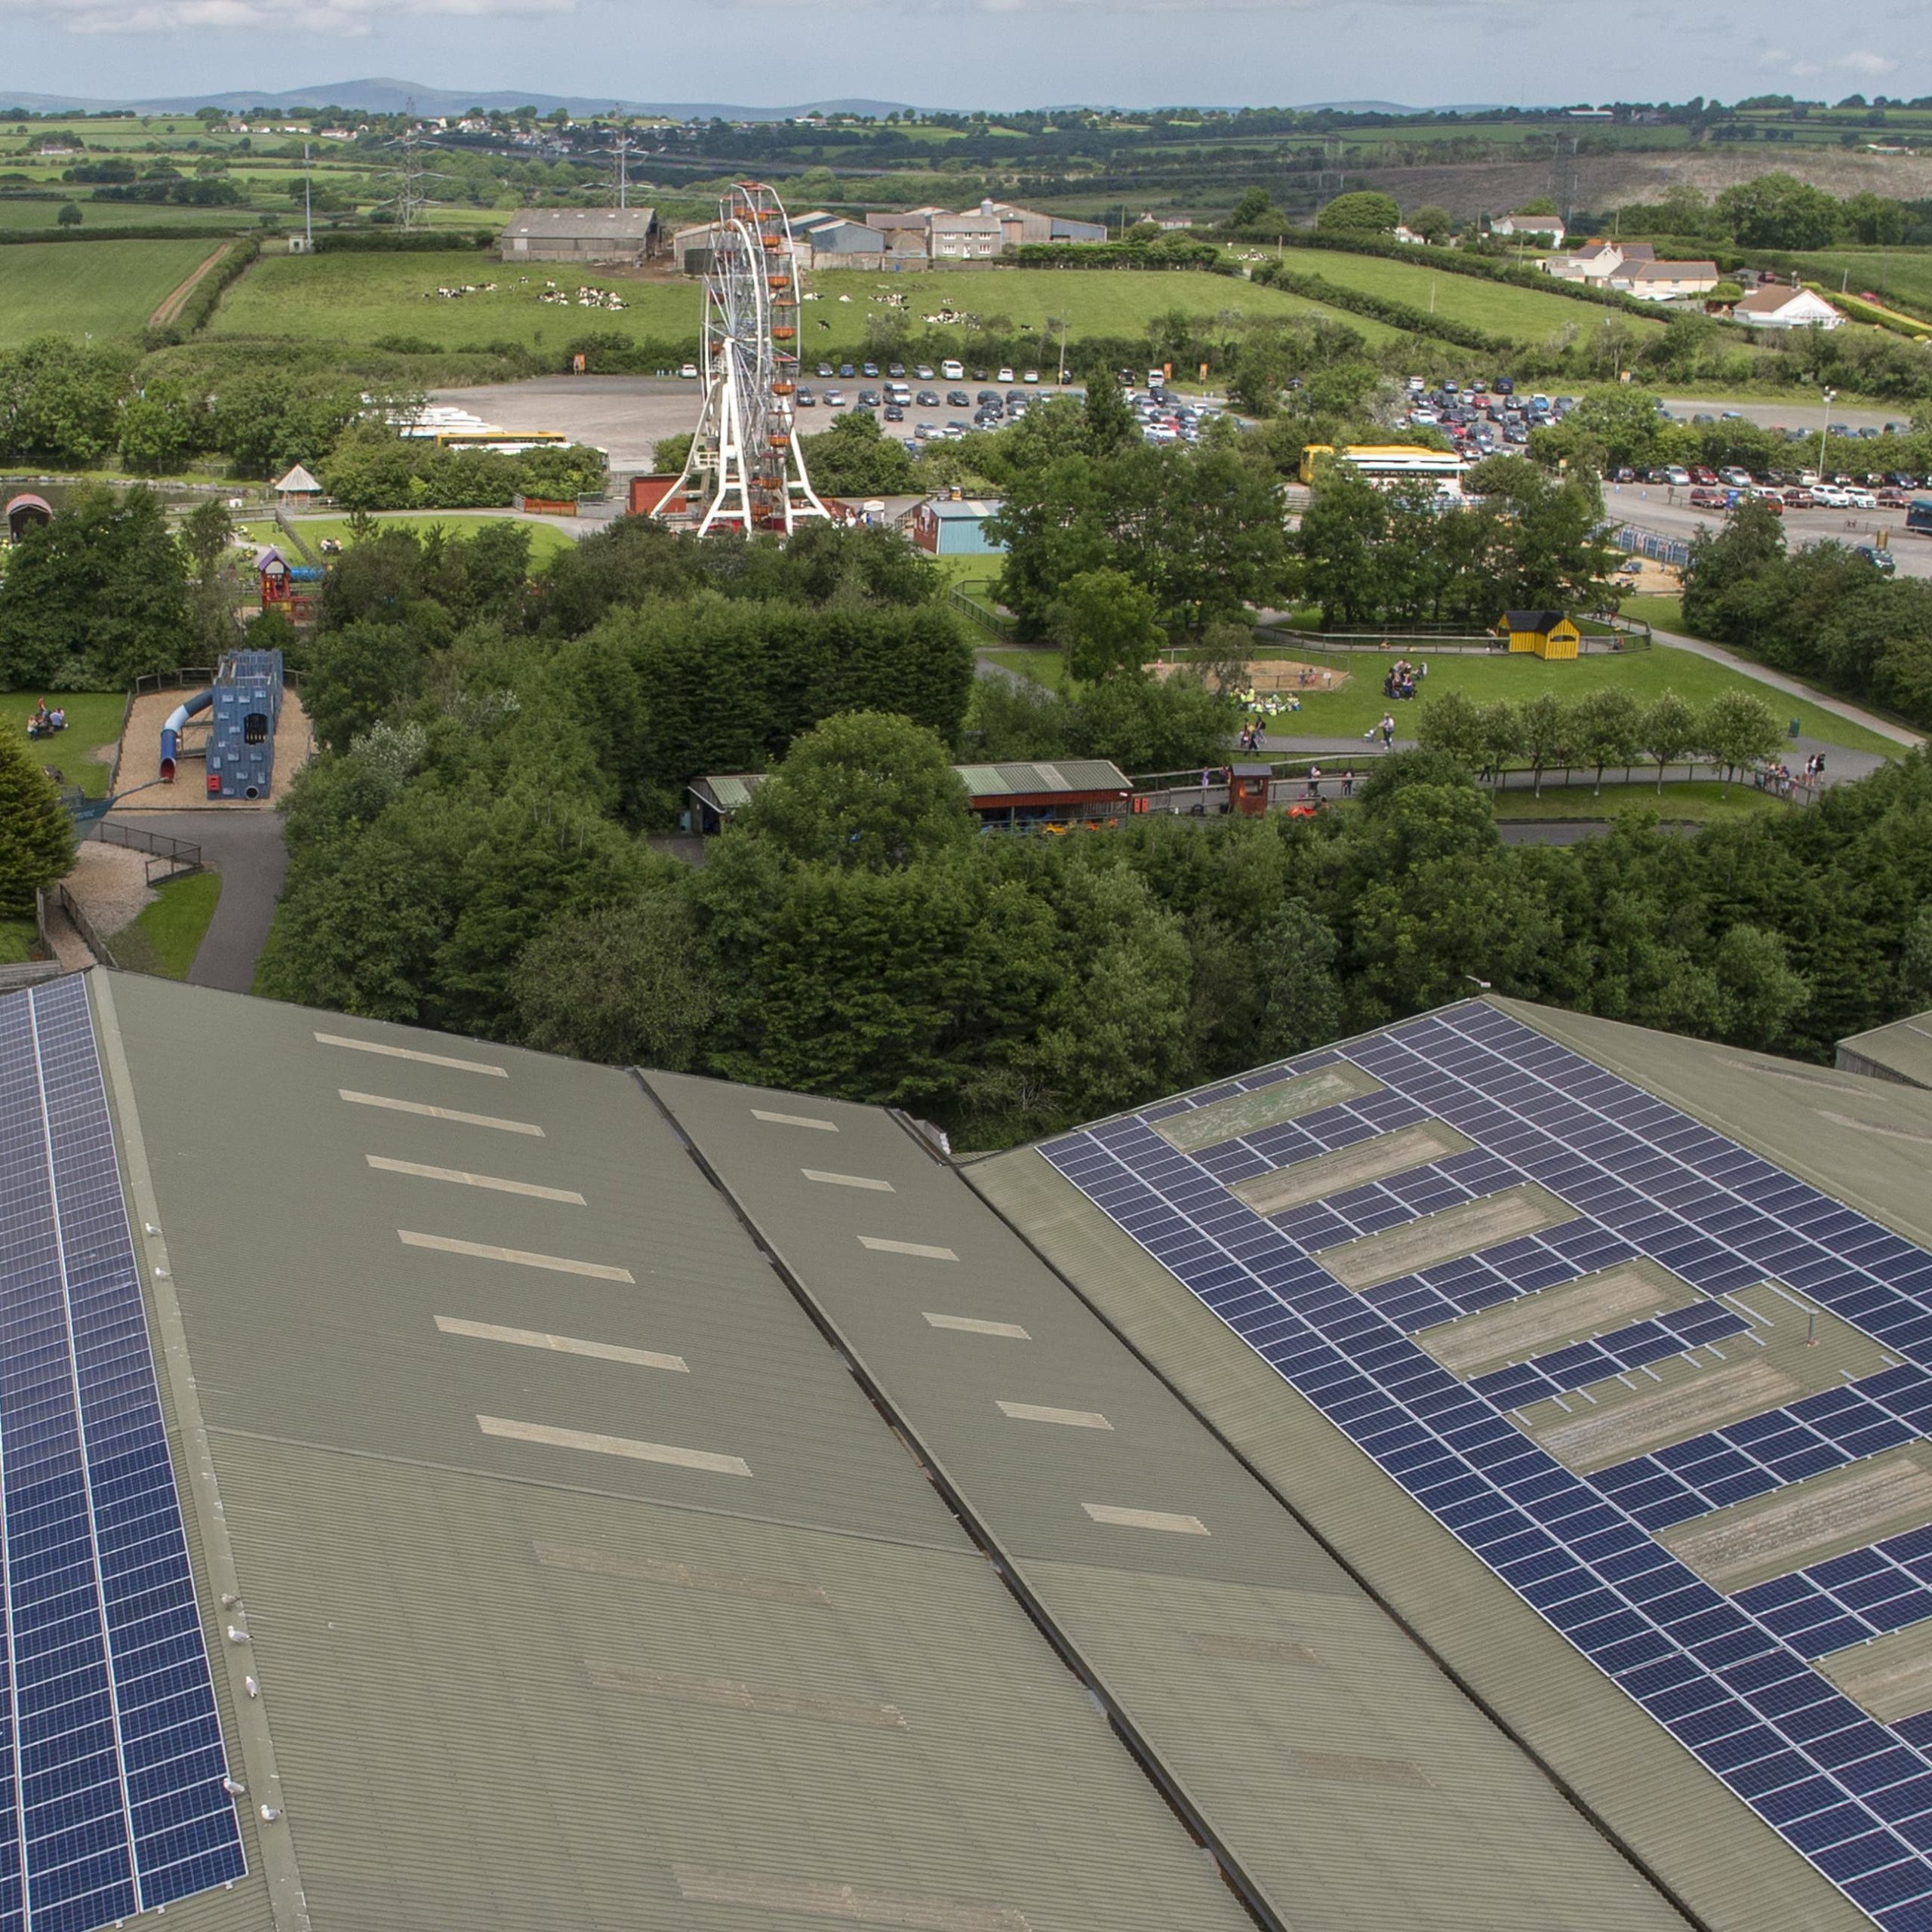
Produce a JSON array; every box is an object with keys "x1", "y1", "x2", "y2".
[
  {"x1": 1607, "y1": 522, "x2": 1693, "y2": 571},
  {"x1": 47, "y1": 884, "x2": 117, "y2": 970},
  {"x1": 86, "y1": 820, "x2": 202, "y2": 886},
  {"x1": 950, "y1": 585, "x2": 1017, "y2": 640},
  {"x1": 133, "y1": 665, "x2": 306, "y2": 697}
]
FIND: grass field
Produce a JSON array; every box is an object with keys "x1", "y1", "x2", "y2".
[
  {"x1": 0, "y1": 918, "x2": 38, "y2": 964},
  {"x1": 1270, "y1": 247, "x2": 1669, "y2": 345},
  {"x1": 208, "y1": 251, "x2": 1401, "y2": 354},
  {"x1": 109, "y1": 869, "x2": 221, "y2": 980},
  {"x1": 0, "y1": 237, "x2": 223, "y2": 337},
  {"x1": 1800, "y1": 251, "x2": 1932, "y2": 321},
  {"x1": 5, "y1": 693, "x2": 131, "y2": 798},
  {"x1": 988, "y1": 637, "x2": 1897, "y2": 758},
  {"x1": 275, "y1": 512, "x2": 580, "y2": 565}
]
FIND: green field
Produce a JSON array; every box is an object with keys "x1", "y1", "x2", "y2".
[
  {"x1": 208, "y1": 251, "x2": 1399, "y2": 354},
  {"x1": 1270, "y1": 247, "x2": 1669, "y2": 344},
  {"x1": 1800, "y1": 251, "x2": 1932, "y2": 321},
  {"x1": 1261, "y1": 641, "x2": 1900, "y2": 757},
  {"x1": 0, "y1": 918, "x2": 38, "y2": 964},
  {"x1": 4, "y1": 692, "x2": 131, "y2": 797},
  {"x1": 109, "y1": 869, "x2": 220, "y2": 979},
  {"x1": 0, "y1": 237, "x2": 220, "y2": 337},
  {"x1": 280, "y1": 512, "x2": 579, "y2": 564}
]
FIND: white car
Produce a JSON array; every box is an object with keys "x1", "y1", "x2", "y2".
[
  {"x1": 678, "y1": 362, "x2": 698, "y2": 379},
  {"x1": 1813, "y1": 485, "x2": 1851, "y2": 508},
  {"x1": 1022, "y1": 370, "x2": 1039, "y2": 383},
  {"x1": 1847, "y1": 488, "x2": 1878, "y2": 509},
  {"x1": 1665, "y1": 467, "x2": 1691, "y2": 486},
  {"x1": 997, "y1": 366, "x2": 1015, "y2": 382}
]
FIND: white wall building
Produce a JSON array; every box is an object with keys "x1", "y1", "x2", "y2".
[{"x1": 1730, "y1": 282, "x2": 1847, "y2": 330}]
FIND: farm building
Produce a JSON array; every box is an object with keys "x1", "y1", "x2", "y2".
[
  {"x1": 499, "y1": 207, "x2": 660, "y2": 263},
  {"x1": 688, "y1": 758, "x2": 1131, "y2": 834},
  {"x1": 904, "y1": 494, "x2": 1004, "y2": 555},
  {"x1": 13, "y1": 961, "x2": 1932, "y2": 1932},
  {"x1": 1501, "y1": 609, "x2": 1582, "y2": 658},
  {"x1": 1836, "y1": 1006, "x2": 1932, "y2": 1087},
  {"x1": 1732, "y1": 282, "x2": 1847, "y2": 331}
]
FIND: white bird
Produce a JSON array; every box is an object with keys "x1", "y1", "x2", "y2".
[
  {"x1": 222, "y1": 1777, "x2": 245, "y2": 1796},
  {"x1": 259, "y1": 1804, "x2": 281, "y2": 1823},
  {"x1": 244, "y1": 1676, "x2": 259, "y2": 1698},
  {"x1": 226, "y1": 1626, "x2": 250, "y2": 1644}
]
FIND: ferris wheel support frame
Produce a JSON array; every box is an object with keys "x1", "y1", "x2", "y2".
[{"x1": 661, "y1": 181, "x2": 830, "y2": 537}]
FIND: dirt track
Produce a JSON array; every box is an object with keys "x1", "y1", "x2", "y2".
[{"x1": 148, "y1": 243, "x2": 232, "y2": 330}]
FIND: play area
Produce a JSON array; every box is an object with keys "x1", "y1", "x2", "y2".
[{"x1": 112, "y1": 650, "x2": 312, "y2": 811}]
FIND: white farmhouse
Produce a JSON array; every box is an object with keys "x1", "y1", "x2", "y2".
[{"x1": 1730, "y1": 281, "x2": 1847, "y2": 331}]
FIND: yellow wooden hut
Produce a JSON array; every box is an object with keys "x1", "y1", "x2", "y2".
[{"x1": 1501, "y1": 610, "x2": 1582, "y2": 660}]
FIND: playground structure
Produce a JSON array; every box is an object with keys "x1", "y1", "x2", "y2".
[
  {"x1": 159, "y1": 650, "x2": 285, "y2": 800},
  {"x1": 655, "y1": 182, "x2": 830, "y2": 536},
  {"x1": 258, "y1": 546, "x2": 321, "y2": 624}
]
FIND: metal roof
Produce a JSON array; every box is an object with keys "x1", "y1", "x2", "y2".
[
  {"x1": 85, "y1": 971, "x2": 1258, "y2": 1932},
  {"x1": 952, "y1": 760, "x2": 1131, "y2": 798},
  {"x1": 972, "y1": 997, "x2": 1932, "y2": 1932},
  {"x1": 648, "y1": 1069, "x2": 1696, "y2": 1932},
  {"x1": 1837, "y1": 1008, "x2": 1932, "y2": 1091},
  {"x1": 500, "y1": 207, "x2": 658, "y2": 238}
]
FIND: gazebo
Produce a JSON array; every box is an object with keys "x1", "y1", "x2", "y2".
[{"x1": 273, "y1": 463, "x2": 322, "y2": 507}]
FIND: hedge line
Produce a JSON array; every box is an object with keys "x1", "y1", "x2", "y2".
[
  {"x1": 1252, "y1": 262, "x2": 1509, "y2": 353},
  {"x1": 1009, "y1": 239, "x2": 1242, "y2": 275},
  {"x1": 1281, "y1": 231, "x2": 1680, "y2": 327},
  {"x1": 176, "y1": 235, "x2": 260, "y2": 336},
  {"x1": 0, "y1": 223, "x2": 252, "y2": 246},
  {"x1": 312, "y1": 230, "x2": 495, "y2": 253}
]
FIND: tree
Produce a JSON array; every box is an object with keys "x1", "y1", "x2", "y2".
[
  {"x1": 1256, "y1": 899, "x2": 1343, "y2": 1055},
  {"x1": 737, "y1": 711, "x2": 973, "y2": 872},
  {"x1": 1518, "y1": 691, "x2": 1577, "y2": 798},
  {"x1": 1080, "y1": 374, "x2": 1139, "y2": 458},
  {"x1": 1710, "y1": 924, "x2": 1810, "y2": 1048},
  {"x1": 1053, "y1": 568, "x2": 1164, "y2": 685},
  {"x1": 0, "y1": 726, "x2": 74, "y2": 915},
  {"x1": 56, "y1": 202, "x2": 80, "y2": 227},
  {"x1": 512, "y1": 889, "x2": 714, "y2": 1069},
  {"x1": 1478, "y1": 700, "x2": 1526, "y2": 781},
  {"x1": 798, "y1": 410, "x2": 918, "y2": 494},
  {"x1": 1297, "y1": 466, "x2": 1386, "y2": 626},
  {"x1": 1407, "y1": 204, "x2": 1453, "y2": 244},
  {"x1": 1571, "y1": 686, "x2": 1646, "y2": 795},
  {"x1": 1416, "y1": 689, "x2": 1486, "y2": 769},
  {"x1": 0, "y1": 485, "x2": 189, "y2": 690},
  {"x1": 1225, "y1": 186, "x2": 1284, "y2": 232},
  {"x1": 1641, "y1": 691, "x2": 1700, "y2": 792},
  {"x1": 1714, "y1": 173, "x2": 1842, "y2": 249},
  {"x1": 304, "y1": 620, "x2": 421, "y2": 753},
  {"x1": 1698, "y1": 688, "x2": 1783, "y2": 791},
  {"x1": 1316, "y1": 190, "x2": 1401, "y2": 236}
]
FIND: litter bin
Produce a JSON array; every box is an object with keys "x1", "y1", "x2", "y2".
[{"x1": 1789, "y1": 717, "x2": 1801, "y2": 738}]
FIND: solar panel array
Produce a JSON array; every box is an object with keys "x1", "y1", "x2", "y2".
[
  {"x1": 1042, "y1": 1002, "x2": 1932, "y2": 1930},
  {"x1": 0, "y1": 977, "x2": 245, "y2": 1932}
]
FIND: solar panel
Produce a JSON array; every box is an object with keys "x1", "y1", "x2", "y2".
[
  {"x1": 1044, "y1": 1003, "x2": 1932, "y2": 1930},
  {"x1": 0, "y1": 977, "x2": 245, "y2": 1932}
]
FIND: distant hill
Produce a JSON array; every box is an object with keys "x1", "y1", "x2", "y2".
[{"x1": 0, "y1": 79, "x2": 925, "y2": 122}]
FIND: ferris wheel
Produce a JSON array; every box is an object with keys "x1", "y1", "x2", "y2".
[{"x1": 663, "y1": 181, "x2": 829, "y2": 536}]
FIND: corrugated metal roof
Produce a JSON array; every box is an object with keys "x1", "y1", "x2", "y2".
[
  {"x1": 500, "y1": 208, "x2": 657, "y2": 238},
  {"x1": 952, "y1": 760, "x2": 1131, "y2": 798},
  {"x1": 1836, "y1": 1008, "x2": 1932, "y2": 1091},
  {"x1": 96, "y1": 972, "x2": 1253, "y2": 1932},
  {"x1": 971, "y1": 999, "x2": 1894, "y2": 1932},
  {"x1": 647, "y1": 1070, "x2": 1694, "y2": 1932},
  {"x1": 928, "y1": 498, "x2": 1001, "y2": 518}
]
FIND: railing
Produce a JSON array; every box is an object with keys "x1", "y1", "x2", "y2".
[
  {"x1": 50, "y1": 884, "x2": 117, "y2": 969},
  {"x1": 133, "y1": 665, "x2": 306, "y2": 697},
  {"x1": 86, "y1": 820, "x2": 202, "y2": 885},
  {"x1": 951, "y1": 585, "x2": 1017, "y2": 640},
  {"x1": 1607, "y1": 521, "x2": 1692, "y2": 571},
  {"x1": 1251, "y1": 620, "x2": 1650, "y2": 656},
  {"x1": 273, "y1": 509, "x2": 321, "y2": 568},
  {"x1": 0, "y1": 961, "x2": 63, "y2": 990}
]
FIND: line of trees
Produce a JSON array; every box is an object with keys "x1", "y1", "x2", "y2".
[{"x1": 1417, "y1": 685, "x2": 1788, "y2": 795}]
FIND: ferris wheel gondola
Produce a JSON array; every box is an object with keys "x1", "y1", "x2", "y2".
[{"x1": 660, "y1": 182, "x2": 830, "y2": 536}]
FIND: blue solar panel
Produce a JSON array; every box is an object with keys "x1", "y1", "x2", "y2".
[
  {"x1": 0, "y1": 979, "x2": 245, "y2": 1931},
  {"x1": 1044, "y1": 1001, "x2": 1932, "y2": 1929}
]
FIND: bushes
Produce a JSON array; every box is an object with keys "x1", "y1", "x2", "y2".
[
  {"x1": 0, "y1": 728, "x2": 74, "y2": 915},
  {"x1": 320, "y1": 426, "x2": 607, "y2": 511}
]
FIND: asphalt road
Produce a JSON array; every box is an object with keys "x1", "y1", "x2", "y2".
[
  {"x1": 431, "y1": 375, "x2": 703, "y2": 475},
  {"x1": 112, "y1": 811, "x2": 289, "y2": 995},
  {"x1": 1604, "y1": 484, "x2": 1932, "y2": 580},
  {"x1": 1660, "y1": 395, "x2": 1906, "y2": 433}
]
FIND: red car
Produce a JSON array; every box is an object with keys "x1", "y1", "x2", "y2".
[{"x1": 1689, "y1": 466, "x2": 1718, "y2": 485}]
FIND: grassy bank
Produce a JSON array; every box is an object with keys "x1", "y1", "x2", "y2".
[
  {"x1": 109, "y1": 869, "x2": 221, "y2": 980},
  {"x1": 4, "y1": 691, "x2": 129, "y2": 798}
]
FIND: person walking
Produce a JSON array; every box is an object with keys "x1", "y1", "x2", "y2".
[
  {"x1": 1380, "y1": 712, "x2": 1396, "y2": 749},
  {"x1": 1341, "y1": 768, "x2": 1355, "y2": 797}
]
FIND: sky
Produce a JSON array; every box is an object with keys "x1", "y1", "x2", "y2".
[{"x1": 0, "y1": 0, "x2": 1923, "y2": 112}]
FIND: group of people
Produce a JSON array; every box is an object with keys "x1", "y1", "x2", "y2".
[
  {"x1": 1238, "y1": 718, "x2": 1269, "y2": 754},
  {"x1": 1380, "y1": 657, "x2": 1426, "y2": 702},
  {"x1": 26, "y1": 700, "x2": 67, "y2": 740},
  {"x1": 1235, "y1": 685, "x2": 1302, "y2": 719},
  {"x1": 1755, "y1": 752, "x2": 1828, "y2": 798},
  {"x1": 1300, "y1": 764, "x2": 1357, "y2": 801}
]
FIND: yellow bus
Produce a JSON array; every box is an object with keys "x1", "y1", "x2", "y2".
[{"x1": 1299, "y1": 443, "x2": 1467, "y2": 494}]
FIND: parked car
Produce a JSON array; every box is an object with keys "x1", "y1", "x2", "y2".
[
  {"x1": 839, "y1": 363, "x2": 856, "y2": 378},
  {"x1": 824, "y1": 389, "x2": 847, "y2": 408},
  {"x1": 817, "y1": 362, "x2": 835, "y2": 378},
  {"x1": 1688, "y1": 487, "x2": 1730, "y2": 509},
  {"x1": 1023, "y1": 370, "x2": 1040, "y2": 383},
  {"x1": 795, "y1": 388, "x2": 817, "y2": 407},
  {"x1": 1856, "y1": 545, "x2": 1898, "y2": 574},
  {"x1": 1847, "y1": 488, "x2": 1879, "y2": 509},
  {"x1": 861, "y1": 361, "x2": 879, "y2": 377},
  {"x1": 1665, "y1": 466, "x2": 1691, "y2": 486},
  {"x1": 1782, "y1": 488, "x2": 1814, "y2": 507},
  {"x1": 915, "y1": 365, "x2": 935, "y2": 380},
  {"x1": 678, "y1": 361, "x2": 698, "y2": 379},
  {"x1": 946, "y1": 389, "x2": 971, "y2": 407},
  {"x1": 916, "y1": 389, "x2": 940, "y2": 406}
]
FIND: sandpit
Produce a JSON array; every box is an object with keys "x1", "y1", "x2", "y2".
[
  {"x1": 111, "y1": 687, "x2": 313, "y2": 811},
  {"x1": 1155, "y1": 656, "x2": 1351, "y2": 693}
]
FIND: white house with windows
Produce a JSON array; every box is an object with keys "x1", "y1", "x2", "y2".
[
  {"x1": 1730, "y1": 282, "x2": 1846, "y2": 330},
  {"x1": 1609, "y1": 259, "x2": 1721, "y2": 302},
  {"x1": 1492, "y1": 211, "x2": 1567, "y2": 245}
]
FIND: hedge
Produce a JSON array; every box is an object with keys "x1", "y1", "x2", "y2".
[
  {"x1": 312, "y1": 230, "x2": 496, "y2": 253},
  {"x1": 1251, "y1": 261, "x2": 1510, "y2": 352}
]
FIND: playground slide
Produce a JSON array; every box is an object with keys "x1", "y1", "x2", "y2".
[{"x1": 159, "y1": 691, "x2": 214, "y2": 783}]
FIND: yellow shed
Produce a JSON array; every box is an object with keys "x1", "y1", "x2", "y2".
[{"x1": 1501, "y1": 610, "x2": 1582, "y2": 660}]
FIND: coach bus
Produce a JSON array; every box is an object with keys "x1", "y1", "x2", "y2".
[
  {"x1": 432, "y1": 428, "x2": 571, "y2": 454},
  {"x1": 1299, "y1": 443, "x2": 1468, "y2": 497}
]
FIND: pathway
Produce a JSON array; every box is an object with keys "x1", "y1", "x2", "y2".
[{"x1": 113, "y1": 811, "x2": 288, "y2": 994}]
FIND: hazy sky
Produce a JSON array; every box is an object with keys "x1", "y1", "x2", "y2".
[{"x1": 0, "y1": 0, "x2": 1921, "y2": 110}]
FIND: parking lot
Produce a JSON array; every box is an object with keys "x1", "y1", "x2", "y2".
[{"x1": 1608, "y1": 486, "x2": 1932, "y2": 581}]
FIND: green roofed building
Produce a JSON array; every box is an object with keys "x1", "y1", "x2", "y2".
[{"x1": 13, "y1": 966, "x2": 1932, "y2": 1930}]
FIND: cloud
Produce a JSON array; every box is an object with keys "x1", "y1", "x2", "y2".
[
  {"x1": 1757, "y1": 42, "x2": 1899, "y2": 79},
  {"x1": 17, "y1": 0, "x2": 569, "y2": 31},
  {"x1": 1834, "y1": 47, "x2": 1899, "y2": 75}
]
